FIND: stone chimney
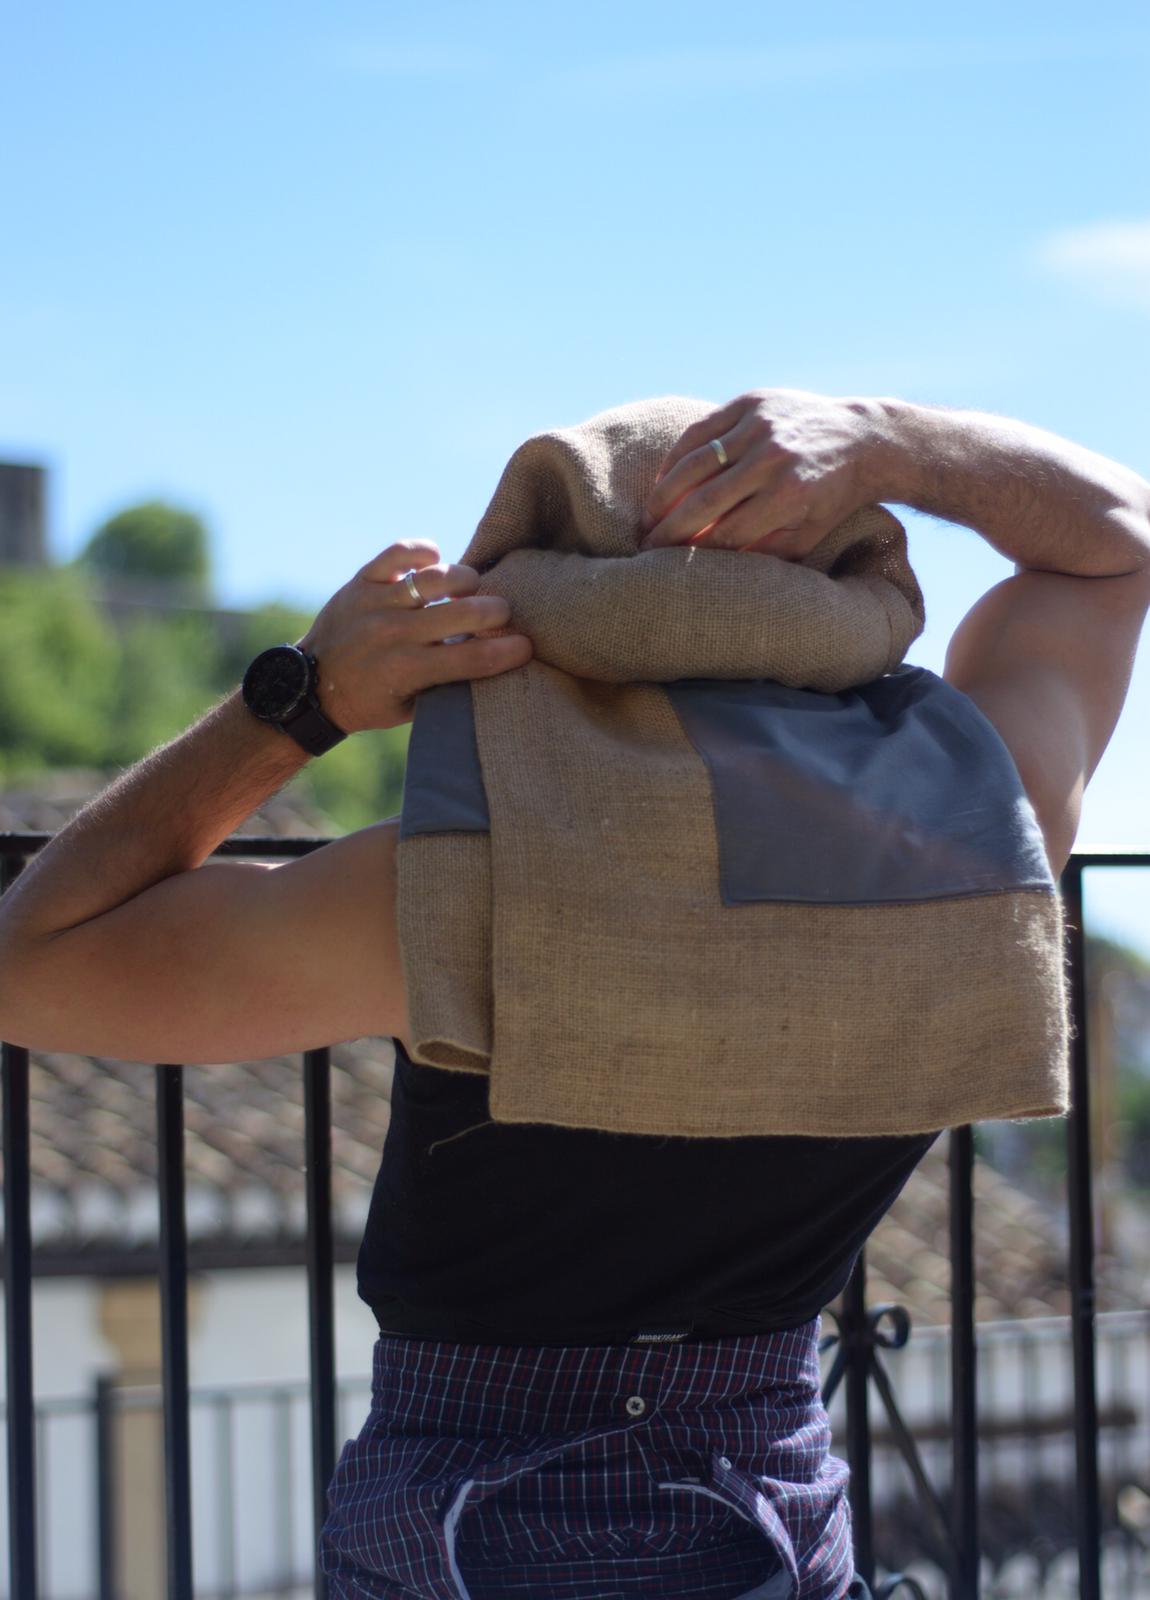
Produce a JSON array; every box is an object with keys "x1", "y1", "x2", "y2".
[{"x1": 0, "y1": 461, "x2": 48, "y2": 566}]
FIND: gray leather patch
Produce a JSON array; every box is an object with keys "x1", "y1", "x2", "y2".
[
  {"x1": 666, "y1": 666, "x2": 1053, "y2": 905},
  {"x1": 399, "y1": 682, "x2": 491, "y2": 839}
]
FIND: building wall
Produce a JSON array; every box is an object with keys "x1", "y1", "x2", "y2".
[
  {"x1": 0, "y1": 1264, "x2": 376, "y2": 1403},
  {"x1": 0, "y1": 1265, "x2": 377, "y2": 1600}
]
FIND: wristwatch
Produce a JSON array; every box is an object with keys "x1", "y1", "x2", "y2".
[{"x1": 241, "y1": 644, "x2": 348, "y2": 757}]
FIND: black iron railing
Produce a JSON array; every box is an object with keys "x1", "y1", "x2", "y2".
[{"x1": 1, "y1": 837, "x2": 1144, "y2": 1599}]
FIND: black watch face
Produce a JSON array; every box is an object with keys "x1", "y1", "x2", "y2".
[{"x1": 243, "y1": 646, "x2": 311, "y2": 721}]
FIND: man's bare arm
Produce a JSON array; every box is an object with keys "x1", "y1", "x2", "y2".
[
  {"x1": 1, "y1": 692, "x2": 309, "y2": 943},
  {"x1": 869, "y1": 398, "x2": 1150, "y2": 577},
  {"x1": 638, "y1": 387, "x2": 1150, "y2": 578},
  {"x1": 0, "y1": 541, "x2": 531, "y2": 1059},
  {"x1": 0, "y1": 818, "x2": 410, "y2": 1061},
  {"x1": 637, "y1": 387, "x2": 1150, "y2": 879}
]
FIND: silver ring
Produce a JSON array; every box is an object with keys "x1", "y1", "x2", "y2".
[
  {"x1": 708, "y1": 437, "x2": 729, "y2": 468},
  {"x1": 398, "y1": 568, "x2": 428, "y2": 607}
]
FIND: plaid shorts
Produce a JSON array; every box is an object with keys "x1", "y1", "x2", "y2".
[{"x1": 319, "y1": 1314, "x2": 867, "y2": 1599}]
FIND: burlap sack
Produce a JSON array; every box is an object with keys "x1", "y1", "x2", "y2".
[{"x1": 396, "y1": 396, "x2": 1070, "y2": 1137}]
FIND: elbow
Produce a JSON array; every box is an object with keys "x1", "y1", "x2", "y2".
[
  {"x1": 1133, "y1": 467, "x2": 1150, "y2": 530},
  {"x1": 1111, "y1": 479, "x2": 1150, "y2": 571},
  {"x1": 0, "y1": 943, "x2": 29, "y2": 1047},
  {"x1": 0, "y1": 932, "x2": 52, "y2": 1050},
  {"x1": 1087, "y1": 505, "x2": 1150, "y2": 579},
  {"x1": 0, "y1": 995, "x2": 29, "y2": 1053}
]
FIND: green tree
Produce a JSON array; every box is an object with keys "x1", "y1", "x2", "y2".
[
  {"x1": 80, "y1": 501, "x2": 213, "y2": 598},
  {"x1": 0, "y1": 566, "x2": 413, "y2": 834},
  {"x1": 108, "y1": 613, "x2": 224, "y2": 766},
  {"x1": 294, "y1": 724, "x2": 411, "y2": 834},
  {"x1": 0, "y1": 568, "x2": 120, "y2": 776}
]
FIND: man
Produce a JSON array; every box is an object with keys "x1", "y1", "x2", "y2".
[{"x1": 2, "y1": 387, "x2": 1149, "y2": 1598}]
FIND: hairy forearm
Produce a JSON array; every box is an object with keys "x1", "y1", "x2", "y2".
[
  {"x1": 0, "y1": 690, "x2": 309, "y2": 946},
  {"x1": 867, "y1": 398, "x2": 1150, "y2": 578}
]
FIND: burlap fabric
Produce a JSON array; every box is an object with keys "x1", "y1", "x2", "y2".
[{"x1": 396, "y1": 396, "x2": 1070, "y2": 1137}]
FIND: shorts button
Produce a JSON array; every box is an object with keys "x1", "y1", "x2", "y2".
[
  {"x1": 719, "y1": 1455, "x2": 732, "y2": 1470},
  {"x1": 625, "y1": 1395, "x2": 647, "y2": 1417}
]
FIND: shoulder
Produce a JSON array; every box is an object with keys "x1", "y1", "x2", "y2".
[{"x1": 941, "y1": 567, "x2": 1150, "y2": 875}]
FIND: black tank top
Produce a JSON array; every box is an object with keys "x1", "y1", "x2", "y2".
[{"x1": 356, "y1": 1041, "x2": 941, "y2": 1345}]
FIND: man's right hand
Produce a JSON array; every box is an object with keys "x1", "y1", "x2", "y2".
[{"x1": 638, "y1": 388, "x2": 886, "y2": 562}]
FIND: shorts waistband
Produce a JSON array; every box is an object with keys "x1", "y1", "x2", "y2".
[{"x1": 370, "y1": 1305, "x2": 807, "y2": 1347}]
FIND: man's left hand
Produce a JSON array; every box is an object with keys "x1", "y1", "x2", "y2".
[{"x1": 299, "y1": 539, "x2": 533, "y2": 734}]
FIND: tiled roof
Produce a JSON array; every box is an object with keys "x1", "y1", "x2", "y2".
[
  {"x1": 19, "y1": 1042, "x2": 394, "y2": 1251},
  {"x1": 847, "y1": 1138, "x2": 1124, "y2": 1327},
  {"x1": 0, "y1": 770, "x2": 335, "y2": 838}
]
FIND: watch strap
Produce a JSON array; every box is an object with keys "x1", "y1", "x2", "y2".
[{"x1": 280, "y1": 694, "x2": 348, "y2": 757}]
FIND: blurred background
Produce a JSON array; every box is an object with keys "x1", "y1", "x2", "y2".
[{"x1": 2, "y1": 2, "x2": 1150, "y2": 1596}]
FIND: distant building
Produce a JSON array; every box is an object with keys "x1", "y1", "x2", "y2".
[
  {"x1": 0, "y1": 461, "x2": 264, "y2": 657},
  {"x1": 0, "y1": 461, "x2": 48, "y2": 566}
]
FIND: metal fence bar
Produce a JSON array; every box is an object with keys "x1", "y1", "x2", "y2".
[
  {"x1": 1061, "y1": 860, "x2": 1102, "y2": 1600},
  {"x1": 948, "y1": 1125, "x2": 978, "y2": 1600},
  {"x1": 1, "y1": 851, "x2": 38, "y2": 1600},
  {"x1": 304, "y1": 1047, "x2": 336, "y2": 1598},
  {"x1": 94, "y1": 1374, "x2": 117, "y2": 1600},
  {"x1": 156, "y1": 1064, "x2": 194, "y2": 1600},
  {"x1": 273, "y1": 1390, "x2": 294, "y2": 1597},
  {"x1": 215, "y1": 1396, "x2": 236, "y2": 1598},
  {"x1": 34, "y1": 1407, "x2": 48, "y2": 1596},
  {"x1": 842, "y1": 1251, "x2": 875, "y2": 1587}
]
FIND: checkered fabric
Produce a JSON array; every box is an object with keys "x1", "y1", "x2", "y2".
[{"x1": 319, "y1": 1315, "x2": 867, "y2": 1599}]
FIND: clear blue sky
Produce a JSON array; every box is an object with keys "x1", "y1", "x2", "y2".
[{"x1": 4, "y1": 3, "x2": 1150, "y2": 938}]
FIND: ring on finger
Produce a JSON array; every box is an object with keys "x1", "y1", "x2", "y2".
[
  {"x1": 398, "y1": 567, "x2": 429, "y2": 607},
  {"x1": 708, "y1": 437, "x2": 729, "y2": 468}
]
